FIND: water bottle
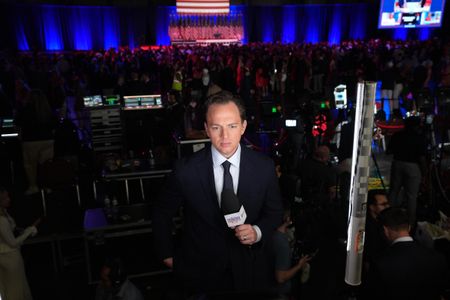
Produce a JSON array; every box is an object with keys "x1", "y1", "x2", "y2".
[
  {"x1": 148, "y1": 149, "x2": 156, "y2": 168},
  {"x1": 104, "y1": 196, "x2": 112, "y2": 221},
  {"x1": 111, "y1": 197, "x2": 119, "y2": 223}
]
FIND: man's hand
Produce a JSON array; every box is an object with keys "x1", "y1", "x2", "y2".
[
  {"x1": 163, "y1": 257, "x2": 173, "y2": 269},
  {"x1": 297, "y1": 254, "x2": 312, "y2": 268},
  {"x1": 235, "y1": 224, "x2": 256, "y2": 245}
]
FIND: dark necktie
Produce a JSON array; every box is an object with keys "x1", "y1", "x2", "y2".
[{"x1": 222, "y1": 160, "x2": 234, "y2": 194}]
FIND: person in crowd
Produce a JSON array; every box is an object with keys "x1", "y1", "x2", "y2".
[
  {"x1": 379, "y1": 61, "x2": 395, "y2": 117},
  {"x1": 367, "y1": 207, "x2": 448, "y2": 300},
  {"x1": 298, "y1": 145, "x2": 337, "y2": 206},
  {"x1": 363, "y1": 189, "x2": 390, "y2": 273},
  {"x1": 0, "y1": 187, "x2": 40, "y2": 300},
  {"x1": 184, "y1": 97, "x2": 207, "y2": 139},
  {"x1": 387, "y1": 116, "x2": 427, "y2": 223},
  {"x1": 95, "y1": 258, "x2": 144, "y2": 300},
  {"x1": 272, "y1": 209, "x2": 312, "y2": 299},
  {"x1": 113, "y1": 75, "x2": 126, "y2": 103},
  {"x1": 255, "y1": 67, "x2": 269, "y2": 99},
  {"x1": 411, "y1": 61, "x2": 429, "y2": 112},
  {"x1": 152, "y1": 91, "x2": 283, "y2": 296},
  {"x1": 392, "y1": 62, "x2": 405, "y2": 115},
  {"x1": 165, "y1": 90, "x2": 186, "y2": 139},
  {"x1": 140, "y1": 72, "x2": 153, "y2": 95},
  {"x1": 125, "y1": 71, "x2": 145, "y2": 96},
  {"x1": 16, "y1": 89, "x2": 58, "y2": 195},
  {"x1": 46, "y1": 71, "x2": 66, "y2": 117},
  {"x1": 171, "y1": 68, "x2": 183, "y2": 102}
]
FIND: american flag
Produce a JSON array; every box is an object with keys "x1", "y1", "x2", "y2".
[{"x1": 176, "y1": 0, "x2": 230, "y2": 15}]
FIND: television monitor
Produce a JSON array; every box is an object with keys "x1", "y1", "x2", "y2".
[
  {"x1": 379, "y1": 0, "x2": 446, "y2": 28},
  {"x1": 1, "y1": 118, "x2": 19, "y2": 138},
  {"x1": 140, "y1": 95, "x2": 156, "y2": 106},
  {"x1": 2, "y1": 118, "x2": 14, "y2": 128},
  {"x1": 103, "y1": 95, "x2": 120, "y2": 106},
  {"x1": 83, "y1": 95, "x2": 103, "y2": 108},
  {"x1": 123, "y1": 95, "x2": 163, "y2": 110},
  {"x1": 334, "y1": 84, "x2": 347, "y2": 109}
]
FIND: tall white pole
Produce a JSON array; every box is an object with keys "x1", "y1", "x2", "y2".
[{"x1": 345, "y1": 81, "x2": 377, "y2": 286}]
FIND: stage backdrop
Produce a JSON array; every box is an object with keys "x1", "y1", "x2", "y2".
[{"x1": 2, "y1": 2, "x2": 442, "y2": 51}]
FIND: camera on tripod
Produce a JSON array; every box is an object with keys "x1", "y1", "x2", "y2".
[
  {"x1": 284, "y1": 111, "x2": 305, "y2": 133},
  {"x1": 285, "y1": 119, "x2": 297, "y2": 128}
]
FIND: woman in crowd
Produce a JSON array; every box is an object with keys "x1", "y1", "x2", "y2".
[
  {"x1": 16, "y1": 89, "x2": 58, "y2": 195},
  {"x1": 0, "y1": 187, "x2": 40, "y2": 300}
]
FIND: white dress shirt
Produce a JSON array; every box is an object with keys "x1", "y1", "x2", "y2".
[
  {"x1": 211, "y1": 145, "x2": 262, "y2": 242},
  {"x1": 211, "y1": 145, "x2": 241, "y2": 205},
  {"x1": 392, "y1": 236, "x2": 414, "y2": 244}
]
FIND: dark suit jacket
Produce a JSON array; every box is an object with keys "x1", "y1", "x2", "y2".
[
  {"x1": 363, "y1": 214, "x2": 388, "y2": 266},
  {"x1": 368, "y1": 240, "x2": 448, "y2": 300},
  {"x1": 152, "y1": 145, "x2": 283, "y2": 293}
]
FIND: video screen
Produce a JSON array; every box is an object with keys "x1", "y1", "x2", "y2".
[
  {"x1": 140, "y1": 96, "x2": 156, "y2": 106},
  {"x1": 1, "y1": 118, "x2": 18, "y2": 138},
  {"x1": 379, "y1": 0, "x2": 446, "y2": 28},
  {"x1": 103, "y1": 95, "x2": 120, "y2": 106},
  {"x1": 334, "y1": 84, "x2": 347, "y2": 109},
  {"x1": 123, "y1": 95, "x2": 163, "y2": 110},
  {"x1": 83, "y1": 95, "x2": 103, "y2": 108},
  {"x1": 1, "y1": 118, "x2": 14, "y2": 128}
]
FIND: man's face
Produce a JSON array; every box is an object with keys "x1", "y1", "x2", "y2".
[
  {"x1": 100, "y1": 266, "x2": 112, "y2": 287},
  {"x1": 205, "y1": 102, "x2": 247, "y2": 158},
  {"x1": 370, "y1": 194, "x2": 390, "y2": 217}
]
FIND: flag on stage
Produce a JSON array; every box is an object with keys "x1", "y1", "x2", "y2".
[{"x1": 176, "y1": 0, "x2": 230, "y2": 15}]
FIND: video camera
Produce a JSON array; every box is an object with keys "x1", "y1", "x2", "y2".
[{"x1": 284, "y1": 111, "x2": 305, "y2": 133}]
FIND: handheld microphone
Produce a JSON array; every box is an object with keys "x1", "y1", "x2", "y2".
[{"x1": 221, "y1": 189, "x2": 247, "y2": 228}]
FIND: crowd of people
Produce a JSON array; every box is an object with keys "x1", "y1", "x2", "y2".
[
  {"x1": 1, "y1": 38, "x2": 449, "y2": 119},
  {"x1": 0, "y1": 38, "x2": 449, "y2": 299}
]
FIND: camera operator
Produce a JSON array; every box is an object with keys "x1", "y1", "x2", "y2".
[
  {"x1": 298, "y1": 145, "x2": 337, "y2": 207},
  {"x1": 272, "y1": 210, "x2": 312, "y2": 300},
  {"x1": 387, "y1": 116, "x2": 427, "y2": 223}
]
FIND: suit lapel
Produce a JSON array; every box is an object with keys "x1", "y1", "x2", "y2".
[
  {"x1": 237, "y1": 146, "x2": 252, "y2": 209},
  {"x1": 195, "y1": 148, "x2": 226, "y2": 228}
]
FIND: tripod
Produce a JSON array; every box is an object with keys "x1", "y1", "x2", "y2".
[{"x1": 371, "y1": 151, "x2": 387, "y2": 191}]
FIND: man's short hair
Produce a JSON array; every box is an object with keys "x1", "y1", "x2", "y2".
[
  {"x1": 204, "y1": 90, "x2": 246, "y2": 122},
  {"x1": 378, "y1": 207, "x2": 410, "y2": 231},
  {"x1": 367, "y1": 189, "x2": 387, "y2": 206}
]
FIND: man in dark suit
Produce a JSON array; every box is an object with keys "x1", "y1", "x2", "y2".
[
  {"x1": 367, "y1": 207, "x2": 448, "y2": 300},
  {"x1": 152, "y1": 91, "x2": 284, "y2": 297},
  {"x1": 363, "y1": 189, "x2": 390, "y2": 271}
]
